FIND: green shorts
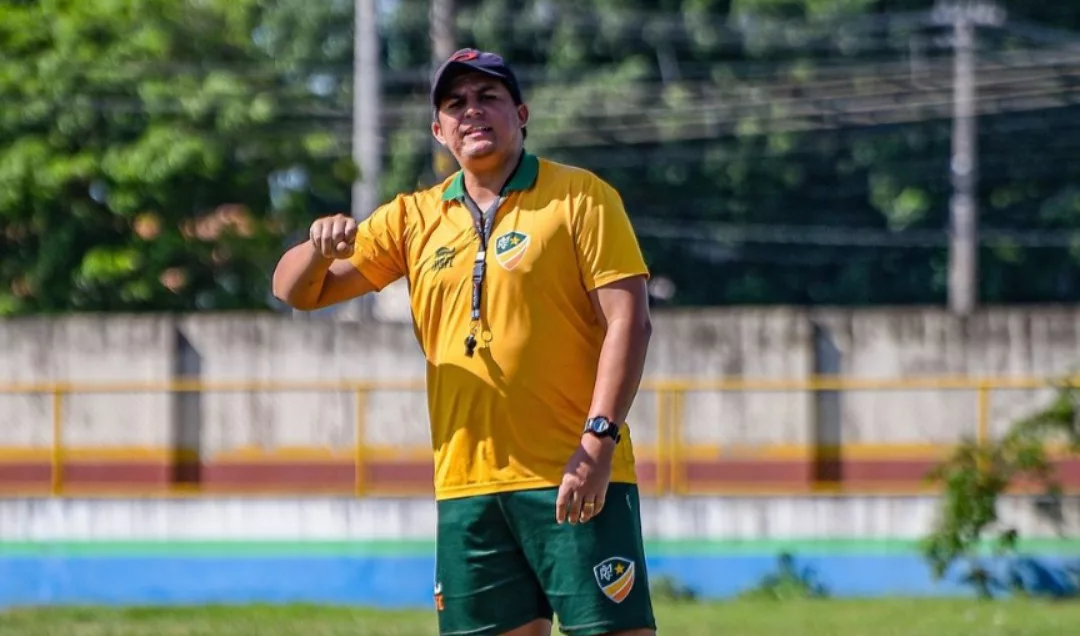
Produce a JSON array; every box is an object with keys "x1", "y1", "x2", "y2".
[{"x1": 433, "y1": 482, "x2": 656, "y2": 636}]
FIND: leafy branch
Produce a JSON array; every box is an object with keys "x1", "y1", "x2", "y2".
[
  {"x1": 737, "y1": 552, "x2": 830, "y2": 602},
  {"x1": 921, "y1": 379, "x2": 1080, "y2": 598}
]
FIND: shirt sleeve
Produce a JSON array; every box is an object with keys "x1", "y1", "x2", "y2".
[
  {"x1": 346, "y1": 195, "x2": 409, "y2": 291},
  {"x1": 573, "y1": 175, "x2": 650, "y2": 291}
]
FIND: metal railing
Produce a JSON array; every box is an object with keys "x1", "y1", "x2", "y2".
[{"x1": 0, "y1": 374, "x2": 1076, "y2": 497}]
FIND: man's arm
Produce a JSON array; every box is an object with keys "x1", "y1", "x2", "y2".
[
  {"x1": 272, "y1": 240, "x2": 377, "y2": 311},
  {"x1": 586, "y1": 274, "x2": 653, "y2": 427},
  {"x1": 555, "y1": 274, "x2": 651, "y2": 526},
  {"x1": 273, "y1": 207, "x2": 405, "y2": 311}
]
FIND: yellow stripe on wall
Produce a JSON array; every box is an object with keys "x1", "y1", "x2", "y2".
[{"x1": 0, "y1": 447, "x2": 180, "y2": 462}]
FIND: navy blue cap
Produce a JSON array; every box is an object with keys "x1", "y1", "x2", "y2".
[{"x1": 430, "y1": 48, "x2": 524, "y2": 110}]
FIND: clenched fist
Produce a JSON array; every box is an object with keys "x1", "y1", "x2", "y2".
[{"x1": 309, "y1": 214, "x2": 358, "y2": 259}]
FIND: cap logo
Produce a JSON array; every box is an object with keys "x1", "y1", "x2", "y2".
[{"x1": 451, "y1": 50, "x2": 479, "y2": 62}]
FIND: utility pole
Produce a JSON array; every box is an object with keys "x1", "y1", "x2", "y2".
[
  {"x1": 932, "y1": 1, "x2": 1005, "y2": 316},
  {"x1": 338, "y1": 0, "x2": 381, "y2": 322},
  {"x1": 353, "y1": 0, "x2": 381, "y2": 221},
  {"x1": 430, "y1": 0, "x2": 456, "y2": 181}
]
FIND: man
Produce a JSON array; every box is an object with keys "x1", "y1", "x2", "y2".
[{"x1": 272, "y1": 48, "x2": 657, "y2": 636}]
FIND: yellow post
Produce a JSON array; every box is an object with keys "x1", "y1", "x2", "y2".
[
  {"x1": 976, "y1": 382, "x2": 991, "y2": 446},
  {"x1": 354, "y1": 387, "x2": 367, "y2": 497},
  {"x1": 51, "y1": 387, "x2": 64, "y2": 496},
  {"x1": 670, "y1": 389, "x2": 686, "y2": 495},
  {"x1": 654, "y1": 390, "x2": 668, "y2": 495}
]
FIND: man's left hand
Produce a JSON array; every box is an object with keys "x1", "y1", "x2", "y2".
[{"x1": 556, "y1": 433, "x2": 615, "y2": 525}]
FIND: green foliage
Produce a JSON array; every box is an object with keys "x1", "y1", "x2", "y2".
[
  {"x1": 738, "y1": 552, "x2": 830, "y2": 601},
  {"x1": 426, "y1": 0, "x2": 1080, "y2": 307},
  {"x1": 922, "y1": 381, "x2": 1080, "y2": 598},
  {"x1": 650, "y1": 574, "x2": 700, "y2": 603},
  {"x1": 0, "y1": 0, "x2": 353, "y2": 315},
  {"x1": 8, "y1": 0, "x2": 1080, "y2": 313}
]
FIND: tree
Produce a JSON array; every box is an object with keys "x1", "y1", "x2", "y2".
[{"x1": 0, "y1": 0, "x2": 355, "y2": 315}]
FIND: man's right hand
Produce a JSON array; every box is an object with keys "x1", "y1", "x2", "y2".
[
  {"x1": 272, "y1": 213, "x2": 375, "y2": 310},
  {"x1": 310, "y1": 213, "x2": 358, "y2": 260}
]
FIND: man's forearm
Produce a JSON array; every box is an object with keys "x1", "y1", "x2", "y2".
[
  {"x1": 587, "y1": 317, "x2": 652, "y2": 425},
  {"x1": 272, "y1": 241, "x2": 333, "y2": 310}
]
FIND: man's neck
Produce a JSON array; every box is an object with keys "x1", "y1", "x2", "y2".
[{"x1": 462, "y1": 148, "x2": 523, "y2": 208}]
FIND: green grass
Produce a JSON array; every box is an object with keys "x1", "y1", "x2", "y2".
[{"x1": 3, "y1": 600, "x2": 1080, "y2": 635}]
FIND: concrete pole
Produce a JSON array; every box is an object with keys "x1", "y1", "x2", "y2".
[
  {"x1": 430, "y1": 0, "x2": 456, "y2": 181},
  {"x1": 353, "y1": 0, "x2": 381, "y2": 221},
  {"x1": 337, "y1": 0, "x2": 382, "y2": 322},
  {"x1": 948, "y1": 14, "x2": 978, "y2": 316},
  {"x1": 934, "y1": 1, "x2": 1005, "y2": 316}
]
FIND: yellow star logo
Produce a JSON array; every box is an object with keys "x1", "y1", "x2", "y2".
[{"x1": 615, "y1": 563, "x2": 625, "y2": 575}]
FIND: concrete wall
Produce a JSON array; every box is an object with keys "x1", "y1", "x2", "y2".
[
  {"x1": 177, "y1": 315, "x2": 428, "y2": 455},
  {"x1": 2, "y1": 307, "x2": 1080, "y2": 454},
  {"x1": 3, "y1": 495, "x2": 1078, "y2": 541},
  {"x1": 810, "y1": 307, "x2": 1080, "y2": 444},
  {"x1": 0, "y1": 317, "x2": 174, "y2": 449}
]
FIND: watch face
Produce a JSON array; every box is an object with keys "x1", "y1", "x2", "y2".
[{"x1": 593, "y1": 420, "x2": 609, "y2": 433}]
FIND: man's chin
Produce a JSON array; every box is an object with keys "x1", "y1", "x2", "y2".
[{"x1": 461, "y1": 145, "x2": 497, "y2": 160}]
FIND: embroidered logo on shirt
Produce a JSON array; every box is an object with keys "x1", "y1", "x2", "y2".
[
  {"x1": 431, "y1": 246, "x2": 456, "y2": 272},
  {"x1": 494, "y1": 231, "x2": 530, "y2": 271}
]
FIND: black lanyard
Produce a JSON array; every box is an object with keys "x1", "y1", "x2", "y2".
[
  {"x1": 460, "y1": 153, "x2": 524, "y2": 357},
  {"x1": 461, "y1": 194, "x2": 502, "y2": 357}
]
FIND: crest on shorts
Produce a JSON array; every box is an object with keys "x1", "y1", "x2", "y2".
[
  {"x1": 434, "y1": 581, "x2": 445, "y2": 611},
  {"x1": 593, "y1": 556, "x2": 635, "y2": 603},
  {"x1": 494, "y1": 231, "x2": 530, "y2": 271}
]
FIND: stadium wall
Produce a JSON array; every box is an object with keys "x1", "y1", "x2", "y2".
[
  {"x1": 3, "y1": 495, "x2": 1080, "y2": 608},
  {"x1": 4, "y1": 307, "x2": 1080, "y2": 496}
]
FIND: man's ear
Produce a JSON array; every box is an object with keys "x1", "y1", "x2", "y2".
[
  {"x1": 431, "y1": 119, "x2": 447, "y2": 146},
  {"x1": 517, "y1": 103, "x2": 529, "y2": 131}
]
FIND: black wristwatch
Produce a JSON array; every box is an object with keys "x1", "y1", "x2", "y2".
[{"x1": 583, "y1": 416, "x2": 621, "y2": 443}]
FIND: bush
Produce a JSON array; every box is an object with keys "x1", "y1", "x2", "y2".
[
  {"x1": 737, "y1": 552, "x2": 829, "y2": 601},
  {"x1": 922, "y1": 381, "x2": 1080, "y2": 599}
]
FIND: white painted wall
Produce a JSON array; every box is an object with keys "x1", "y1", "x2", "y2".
[{"x1": 3, "y1": 495, "x2": 1076, "y2": 541}]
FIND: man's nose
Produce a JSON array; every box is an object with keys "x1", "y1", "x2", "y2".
[{"x1": 463, "y1": 97, "x2": 485, "y2": 116}]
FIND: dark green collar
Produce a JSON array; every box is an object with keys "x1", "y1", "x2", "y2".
[{"x1": 441, "y1": 152, "x2": 539, "y2": 202}]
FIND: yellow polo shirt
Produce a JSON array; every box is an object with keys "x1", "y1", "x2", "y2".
[{"x1": 348, "y1": 153, "x2": 650, "y2": 500}]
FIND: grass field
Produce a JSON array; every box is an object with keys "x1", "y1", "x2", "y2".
[{"x1": 3, "y1": 599, "x2": 1080, "y2": 635}]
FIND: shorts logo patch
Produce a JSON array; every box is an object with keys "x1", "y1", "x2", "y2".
[
  {"x1": 434, "y1": 581, "x2": 445, "y2": 611},
  {"x1": 494, "y1": 231, "x2": 530, "y2": 271},
  {"x1": 593, "y1": 556, "x2": 635, "y2": 603}
]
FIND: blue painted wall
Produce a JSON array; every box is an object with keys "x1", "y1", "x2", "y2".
[{"x1": 4, "y1": 551, "x2": 1078, "y2": 608}]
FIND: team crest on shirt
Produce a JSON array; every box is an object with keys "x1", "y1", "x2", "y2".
[
  {"x1": 593, "y1": 556, "x2": 635, "y2": 603},
  {"x1": 494, "y1": 231, "x2": 530, "y2": 271}
]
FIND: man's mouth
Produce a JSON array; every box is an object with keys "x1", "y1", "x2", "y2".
[{"x1": 464, "y1": 126, "x2": 492, "y2": 138}]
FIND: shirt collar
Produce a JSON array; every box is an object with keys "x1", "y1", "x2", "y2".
[{"x1": 441, "y1": 151, "x2": 539, "y2": 202}]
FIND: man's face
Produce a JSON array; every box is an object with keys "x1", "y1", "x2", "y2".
[{"x1": 432, "y1": 71, "x2": 528, "y2": 164}]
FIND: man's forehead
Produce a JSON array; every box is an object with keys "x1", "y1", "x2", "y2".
[{"x1": 445, "y1": 73, "x2": 508, "y2": 94}]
